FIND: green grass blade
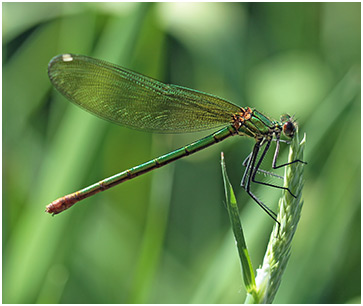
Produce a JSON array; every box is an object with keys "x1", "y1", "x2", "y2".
[
  {"x1": 220, "y1": 152, "x2": 257, "y2": 297},
  {"x1": 245, "y1": 132, "x2": 306, "y2": 304}
]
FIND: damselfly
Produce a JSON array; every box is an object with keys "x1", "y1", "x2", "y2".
[{"x1": 46, "y1": 54, "x2": 306, "y2": 224}]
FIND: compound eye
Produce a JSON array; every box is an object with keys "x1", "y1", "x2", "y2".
[{"x1": 283, "y1": 121, "x2": 295, "y2": 138}]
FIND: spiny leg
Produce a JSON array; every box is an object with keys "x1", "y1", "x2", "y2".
[
  {"x1": 248, "y1": 138, "x2": 296, "y2": 198},
  {"x1": 240, "y1": 140, "x2": 267, "y2": 188},
  {"x1": 272, "y1": 135, "x2": 307, "y2": 169},
  {"x1": 241, "y1": 151, "x2": 283, "y2": 180},
  {"x1": 240, "y1": 152, "x2": 253, "y2": 189},
  {"x1": 242, "y1": 139, "x2": 279, "y2": 224}
]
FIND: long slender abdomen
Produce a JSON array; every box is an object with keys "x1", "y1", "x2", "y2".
[{"x1": 46, "y1": 126, "x2": 237, "y2": 215}]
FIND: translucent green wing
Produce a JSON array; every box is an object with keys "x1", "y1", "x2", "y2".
[{"x1": 48, "y1": 54, "x2": 241, "y2": 133}]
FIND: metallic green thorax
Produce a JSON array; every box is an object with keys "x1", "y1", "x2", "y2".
[{"x1": 236, "y1": 109, "x2": 276, "y2": 139}]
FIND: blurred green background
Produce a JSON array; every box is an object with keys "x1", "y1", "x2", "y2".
[{"x1": 3, "y1": 2, "x2": 360, "y2": 303}]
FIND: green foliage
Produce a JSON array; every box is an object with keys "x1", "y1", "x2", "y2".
[
  {"x1": 221, "y1": 152, "x2": 256, "y2": 297},
  {"x1": 3, "y1": 2, "x2": 360, "y2": 303}
]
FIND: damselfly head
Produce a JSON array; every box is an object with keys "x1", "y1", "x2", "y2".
[{"x1": 280, "y1": 114, "x2": 296, "y2": 138}]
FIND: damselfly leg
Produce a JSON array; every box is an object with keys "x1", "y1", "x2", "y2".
[
  {"x1": 241, "y1": 136, "x2": 306, "y2": 225},
  {"x1": 241, "y1": 138, "x2": 279, "y2": 224}
]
